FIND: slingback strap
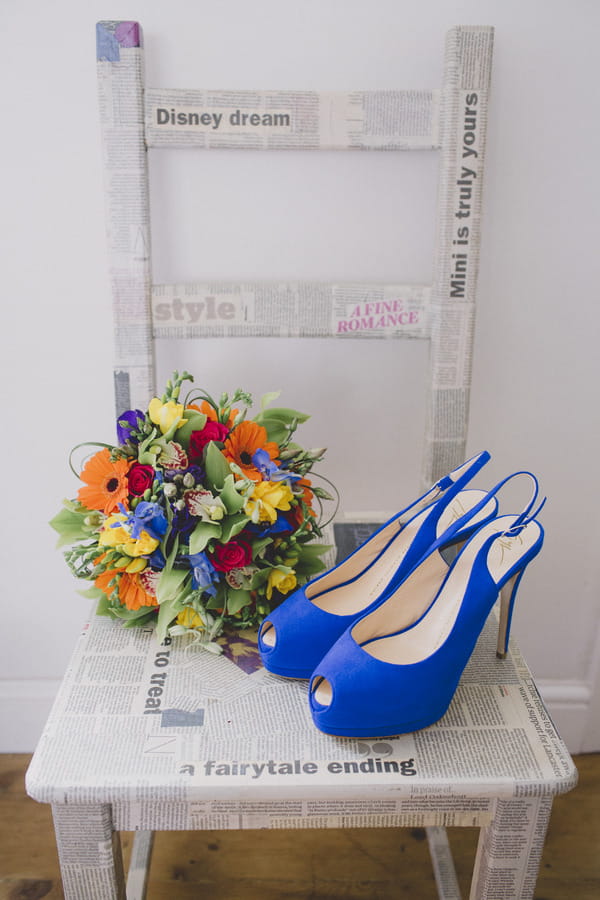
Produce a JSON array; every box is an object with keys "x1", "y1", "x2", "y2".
[
  {"x1": 392, "y1": 450, "x2": 491, "y2": 529},
  {"x1": 420, "y1": 470, "x2": 545, "y2": 563},
  {"x1": 411, "y1": 450, "x2": 491, "y2": 513},
  {"x1": 434, "y1": 450, "x2": 490, "y2": 494},
  {"x1": 503, "y1": 491, "x2": 547, "y2": 536}
]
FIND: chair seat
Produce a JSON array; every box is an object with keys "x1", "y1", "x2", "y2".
[{"x1": 26, "y1": 605, "x2": 575, "y2": 819}]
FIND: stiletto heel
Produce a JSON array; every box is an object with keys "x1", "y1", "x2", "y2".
[
  {"x1": 309, "y1": 471, "x2": 546, "y2": 737},
  {"x1": 497, "y1": 569, "x2": 521, "y2": 659},
  {"x1": 495, "y1": 491, "x2": 546, "y2": 659},
  {"x1": 259, "y1": 451, "x2": 496, "y2": 678}
]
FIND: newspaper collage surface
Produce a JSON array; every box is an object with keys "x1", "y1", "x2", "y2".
[{"x1": 27, "y1": 588, "x2": 575, "y2": 831}]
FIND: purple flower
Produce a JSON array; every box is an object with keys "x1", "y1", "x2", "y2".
[
  {"x1": 117, "y1": 409, "x2": 145, "y2": 445},
  {"x1": 164, "y1": 465, "x2": 205, "y2": 484},
  {"x1": 169, "y1": 504, "x2": 196, "y2": 540}
]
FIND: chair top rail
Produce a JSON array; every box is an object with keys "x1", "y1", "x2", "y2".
[
  {"x1": 151, "y1": 280, "x2": 431, "y2": 339},
  {"x1": 144, "y1": 88, "x2": 441, "y2": 151}
]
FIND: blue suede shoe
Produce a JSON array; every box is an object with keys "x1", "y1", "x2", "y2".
[
  {"x1": 309, "y1": 472, "x2": 545, "y2": 737},
  {"x1": 259, "y1": 451, "x2": 497, "y2": 678}
]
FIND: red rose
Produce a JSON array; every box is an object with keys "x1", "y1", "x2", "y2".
[
  {"x1": 211, "y1": 539, "x2": 252, "y2": 572},
  {"x1": 128, "y1": 464, "x2": 155, "y2": 496},
  {"x1": 189, "y1": 422, "x2": 230, "y2": 462}
]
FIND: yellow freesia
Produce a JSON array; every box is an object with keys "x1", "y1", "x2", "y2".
[
  {"x1": 99, "y1": 513, "x2": 159, "y2": 558},
  {"x1": 125, "y1": 531, "x2": 159, "y2": 557},
  {"x1": 148, "y1": 398, "x2": 188, "y2": 435},
  {"x1": 244, "y1": 481, "x2": 293, "y2": 524},
  {"x1": 176, "y1": 607, "x2": 205, "y2": 630},
  {"x1": 266, "y1": 567, "x2": 297, "y2": 600},
  {"x1": 98, "y1": 514, "x2": 130, "y2": 546}
]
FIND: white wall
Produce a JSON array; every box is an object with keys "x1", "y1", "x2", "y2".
[{"x1": 2, "y1": 0, "x2": 599, "y2": 752}]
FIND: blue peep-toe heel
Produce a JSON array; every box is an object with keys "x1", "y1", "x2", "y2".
[
  {"x1": 259, "y1": 451, "x2": 497, "y2": 678},
  {"x1": 309, "y1": 471, "x2": 545, "y2": 737}
]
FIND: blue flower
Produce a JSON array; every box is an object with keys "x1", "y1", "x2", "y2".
[
  {"x1": 146, "y1": 547, "x2": 166, "y2": 570},
  {"x1": 252, "y1": 448, "x2": 302, "y2": 483},
  {"x1": 116, "y1": 409, "x2": 145, "y2": 445},
  {"x1": 124, "y1": 501, "x2": 168, "y2": 541},
  {"x1": 246, "y1": 513, "x2": 292, "y2": 537},
  {"x1": 187, "y1": 551, "x2": 218, "y2": 596}
]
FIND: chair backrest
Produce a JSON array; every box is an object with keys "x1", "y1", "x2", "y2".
[{"x1": 95, "y1": 20, "x2": 493, "y2": 487}]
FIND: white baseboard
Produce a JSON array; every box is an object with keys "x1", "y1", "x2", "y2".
[
  {"x1": 0, "y1": 678, "x2": 595, "y2": 755},
  {"x1": 535, "y1": 679, "x2": 592, "y2": 754}
]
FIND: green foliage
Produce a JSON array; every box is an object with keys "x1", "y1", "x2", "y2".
[
  {"x1": 50, "y1": 371, "x2": 336, "y2": 645},
  {"x1": 175, "y1": 411, "x2": 208, "y2": 446},
  {"x1": 254, "y1": 407, "x2": 310, "y2": 444},
  {"x1": 189, "y1": 521, "x2": 222, "y2": 554},
  {"x1": 50, "y1": 501, "x2": 99, "y2": 548},
  {"x1": 220, "y1": 474, "x2": 245, "y2": 514},
  {"x1": 205, "y1": 440, "x2": 232, "y2": 491}
]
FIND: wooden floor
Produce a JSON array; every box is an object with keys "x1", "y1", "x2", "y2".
[{"x1": 1, "y1": 753, "x2": 598, "y2": 899}]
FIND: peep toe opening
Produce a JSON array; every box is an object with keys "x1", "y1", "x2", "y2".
[
  {"x1": 310, "y1": 676, "x2": 333, "y2": 708},
  {"x1": 258, "y1": 621, "x2": 276, "y2": 648}
]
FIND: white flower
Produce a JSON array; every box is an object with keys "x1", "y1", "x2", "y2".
[{"x1": 184, "y1": 488, "x2": 226, "y2": 522}]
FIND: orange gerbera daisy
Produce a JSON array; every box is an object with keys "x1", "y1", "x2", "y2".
[
  {"x1": 296, "y1": 477, "x2": 315, "y2": 509},
  {"x1": 187, "y1": 401, "x2": 239, "y2": 429},
  {"x1": 222, "y1": 421, "x2": 279, "y2": 482},
  {"x1": 78, "y1": 448, "x2": 131, "y2": 515},
  {"x1": 94, "y1": 563, "x2": 158, "y2": 612},
  {"x1": 289, "y1": 477, "x2": 316, "y2": 527}
]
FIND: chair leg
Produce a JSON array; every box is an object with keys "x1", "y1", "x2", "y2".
[
  {"x1": 427, "y1": 826, "x2": 462, "y2": 900},
  {"x1": 51, "y1": 803, "x2": 126, "y2": 899},
  {"x1": 126, "y1": 831, "x2": 154, "y2": 900},
  {"x1": 469, "y1": 796, "x2": 553, "y2": 899}
]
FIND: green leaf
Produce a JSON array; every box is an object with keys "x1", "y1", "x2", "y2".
[
  {"x1": 157, "y1": 568, "x2": 190, "y2": 605},
  {"x1": 175, "y1": 411, "x2": 208, "y2": 446},
  {"x1": 109, "y1": 604, "x2": 157, "y2": 622},
  {"x1": 220, "y1": 474, "x2": 245, "y2": 514},
  {"x1": 260, "y1": 390, "x2": 281, "y2": 411},
  {"x1": 206, "y1": 582, "x2": 227, "y2": 610},
  {"x1": 205, "y1": 596, "x2": 222, "y2": 610},
  {"x1": 220, "y1": 513, "x2": 249, "y2": 544},
  {"x1": 49, "y1": 506, "x2": 91, "y2": 547},
  {"x1": 249, "y1": 536, "x2": 273, "y2": 559},
  {"x1": 312, "y1": 486, "x2": 335, "y2": 501},
  {"x1": 156, "y1": 593, "x2": 186, "y2": 642},
  {"x1": 254, "y1": 407, "x2": 310, "y2": 443},
  {"x1": 258, "y1": 407, "x2": 310, "y2": 424},
  {"x1": 226, "y1": 588, "x2": 253, "y2": 615},
  {"x1": 79, "y1": 587, "x2": 104, "y2": 600},
  {"x1": 297, "y1": 543, "x2": 333, "y2": 559},
  {"x1": 122, "y1": 610, "x2": 158, "y2": 629},
  {"x1": 294, "y1": 556, "x2": 328, "y2": 576},
  {"x1": 205, "y1": 441, "x2": 231, "y2": 491},
  {"x1": 189, "y1": 521, "x2": 221, "y2": 554},
  {"x1": 95, "y1": 594, "x2": 112, "y2": 616},
  {"x1": 248, "y1": 568, "x2": 271, "y2": 589}
]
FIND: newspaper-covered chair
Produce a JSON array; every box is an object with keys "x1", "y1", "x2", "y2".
[
  {"x1": 25, "y1": 21, "x2": 577, "y2": 900},
  {"x1": 94, "y1": 20, "x2": 491, "y2": 486}
]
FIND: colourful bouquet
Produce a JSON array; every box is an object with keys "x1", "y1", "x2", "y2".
[{"x1": 51, "y1": 372, "x2": 334, "y2": 650}]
